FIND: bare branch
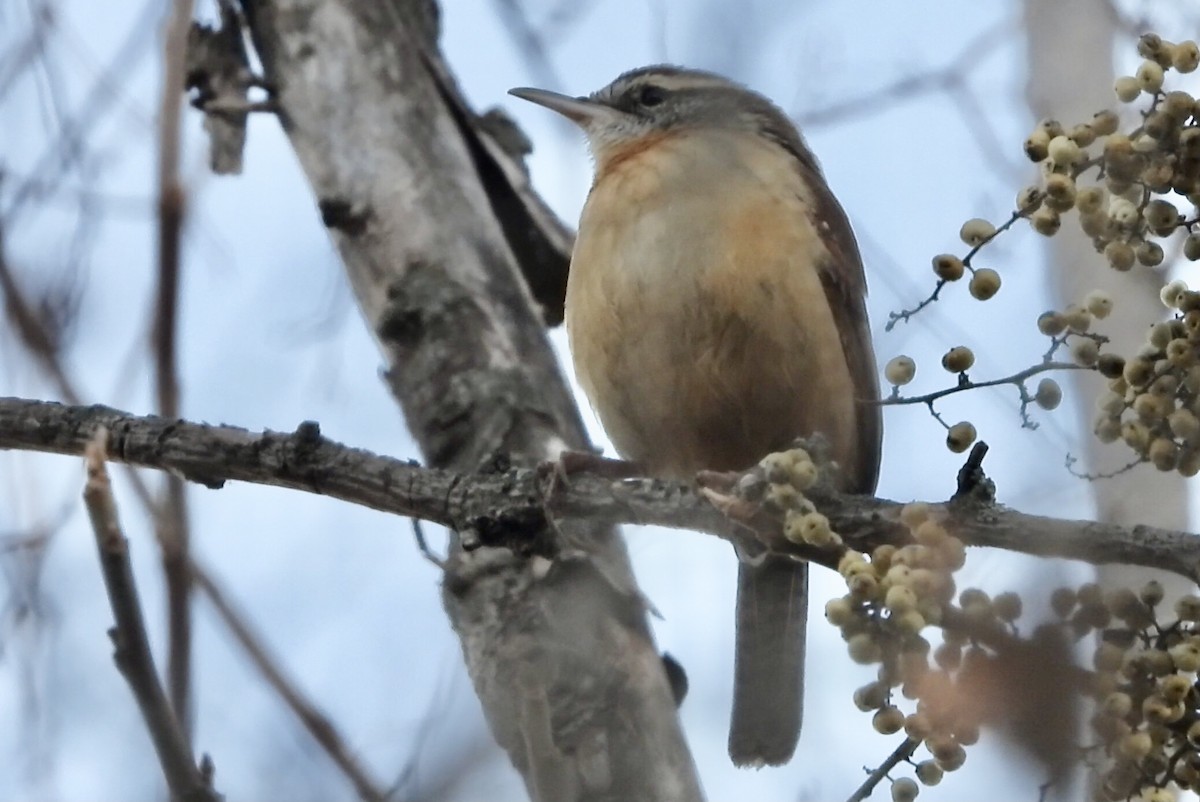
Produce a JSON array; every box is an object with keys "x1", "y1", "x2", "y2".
[
  {"x1": 0, "y1": 224, "x2": 80, "y2": 405},
  {"x1": 10, "y1": 398, "x2": 1200, "y2": 586},
  {"x1": 1, "y1": 0, "x2": 162, "y2": 227},
  {"x1": 190, "y1": 563, "x2": 388, "y2": 802},
  {"x1": 794, "y1": 14, "x2": 1019, "y2": 182},
  {"x1": 0, "y1": 220, "x2": 161, "y2": 518},
  {"x1": 81, "y1": 430, "x2": 219, "y2": 802},
  {"x1": 885, "y1": 205, "x2": 1037, "y2": 332},
  {"x1": 411, "y1": 518, "x2": 446, "y2": 569},
  {"x1": 846, "y1": 737, "x2": 920, "y2": 802},
  {"x1": 491, "y1": 0, "x2": 565, "y2": 93},
  {"x1": 155, "y1": 0, "x2": 197, "y2": 741},
  {"x1": 882, "y1": 361, "x2": 1083, "y2": 410},
  {"x1": 186, "y1": 2, "x2": 267, "y2": 174}
]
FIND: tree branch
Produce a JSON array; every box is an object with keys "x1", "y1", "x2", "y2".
[
  {"x1": 846, "y1": 738, "x2": 919, "y2": 802},
  {"x1": 81, "y1": 430, "x2": 219, "y2": 802},
  {"x1": 154, "y1": 0, "x2": 196, "y2": 740},
  {"x1": 11, "y1": 398, "x2": 1200, "y2": 585},
  {"x1": 190, "y1": 563, "x2": 387, "y2": 802}
]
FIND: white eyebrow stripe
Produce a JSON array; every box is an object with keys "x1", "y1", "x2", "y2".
[{"x1": 630, "y1": 73, "x2": 736, "y2": 93}]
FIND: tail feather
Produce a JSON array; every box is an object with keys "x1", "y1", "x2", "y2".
[{"x1": 728, "y1": 557, "x2": 807, "y2": 767}]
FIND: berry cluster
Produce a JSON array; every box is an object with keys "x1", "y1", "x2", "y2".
[
  {"x1": 1035, "y1": 288, "x2": 1114, "y2": 372},
  {"x1": 823, "y1": 503, "x2": 1000, "y2": 799},
  {"x1": 751, "y1": 454, "x2": 978, "y2": 798},
  {"x1": 751, "y1": 452, "x2": 1200, "y2": 799},
  {"x1": 882, "y1": 33, "x2": 1200, "y2": 466},
  {"x1": 1081, "y1": 280, "x2": 1200, "y2": 475},
  {"x1": 1056, "y1": 582, "x2": 1200, "y2": 801},
  {"x1": 758, "y1": 448, "x2": 840, "y2": 548},
  {"x1": 1021, "y1": 34, "x2": 1198, "y2": 268}
]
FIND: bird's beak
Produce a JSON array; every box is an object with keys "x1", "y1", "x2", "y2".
[{"x1": 508, "y1": 87, "x2": 620, "y2": 127}]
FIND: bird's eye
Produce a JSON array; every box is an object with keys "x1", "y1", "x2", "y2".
[{"x1": 637, "y1": 85, "x2": 666, "y2": 107}]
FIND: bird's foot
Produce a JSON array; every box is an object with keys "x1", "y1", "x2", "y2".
[
  {"x1": 556, "y1": 450, "x2": 646, "y2": 479},
  {"x1": 539, "y1": 450, "x2": 646, "y2": 500},
  {"x1": 559, "y1": 451, "x2": 648, "y2": 475}
]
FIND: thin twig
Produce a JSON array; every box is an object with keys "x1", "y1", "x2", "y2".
[
  {"x1": 794, "y1": 17, "x2": 1024, "y2": 181},
  {"x1": 492, "y1": 0, "x2": 564, "y2": 93},
  {"x1": 4, "y1": 76, "x2": 375, "y2": 793},
  {"x1": 881, "y1": 361, "x2": 1082, "y2": 408},
  {"x1": 846, "y1": 737, "x2": 920, "y2": 802},
  {"x1": 885, "y1": 206, "x2": 1037, "y2": 332},
  {"x1": 1065, "y1": 453, "x2": 1145, "y2": 480},
  {"x1": 155, "y1": 0, "x2": 197, "y2": 738},
  {"x1": 0, "y1": 225, "x2": 80, "y2": 405},
  {"x1": 81, "y1": 430, "x2": 219, "y2": 802},
  {"x1": 796, "y1": 18, "x2": 1015, "y2": 128},
  {"x1": 0, "y1": 223, "x2": 157, "y2": 512},
  {"x1": 883, "y1": 278, "x2": 949, "y2": 331},
  {"x1": 190, "y1": 563, "x2": 388, "y2": 802},
  {"x1": 411, "y1": 518, "x2": 446, "y2": 569},
  {"x1": 0, "y1": 173, "x2": 153, "y2": 215},
  {"x1": 2, "y1": 0, "x2": 162, "y2": 226}
]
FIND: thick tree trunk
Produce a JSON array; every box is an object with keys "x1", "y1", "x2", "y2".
[{"x1": 235, "y1": 1, "x2": 703, "y2": 799}]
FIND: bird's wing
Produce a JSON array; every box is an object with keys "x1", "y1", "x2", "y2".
[{"x1": 796, "y1": 162, "x2": 882, "y2": 495}]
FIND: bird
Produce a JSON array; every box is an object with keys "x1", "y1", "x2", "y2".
[{"x1": 510, "y1": 66, "x2": 882, "y2": 767}]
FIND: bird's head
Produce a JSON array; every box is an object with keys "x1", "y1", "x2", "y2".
[{"x1": 509, "y1": 66, "x2": 816, "y2": 172}]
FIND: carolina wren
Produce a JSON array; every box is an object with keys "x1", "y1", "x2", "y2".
[{"x1": 511, "y1": 66, "x2": 881, "y2": 767}]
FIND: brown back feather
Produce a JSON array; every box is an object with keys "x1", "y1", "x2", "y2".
[{"x1": 797, "y1": 164, "x2": 882, "y2": 495}]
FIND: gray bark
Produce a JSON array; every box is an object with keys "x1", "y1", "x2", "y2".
[
  {"x1": 231, "y1": 1, "x2": 703, "y2": 799},
  {"x1": 6, "y1": 397, "x2": 1200, "y2": 602}
]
